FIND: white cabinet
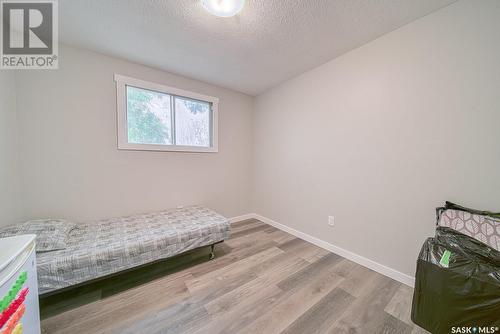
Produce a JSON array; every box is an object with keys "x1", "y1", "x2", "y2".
[{"x1": 0, "y1": 235, "x2": 41, "y2": 334}]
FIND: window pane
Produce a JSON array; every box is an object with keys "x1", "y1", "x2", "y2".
[
  {"x1": 174, "y1": 97, "x2": 211, "y2": 147},
  {"x1": 126, "y1": 85, "x2": 172, "y2": 145}
]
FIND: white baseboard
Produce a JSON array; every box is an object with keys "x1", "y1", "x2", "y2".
[
  {"x1": 228, "y1": 213, "x2": 257, "y2": 224},
  {"x1": 232, "y1": 213, "x2": 415, "y2": 287}
]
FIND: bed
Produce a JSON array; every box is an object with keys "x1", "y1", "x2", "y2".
[{"x1": 31, "y1": 205, "x2": 230, "y2": 295}]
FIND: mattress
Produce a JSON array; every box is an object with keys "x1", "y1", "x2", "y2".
[{"x1": 37, "y1": 205, "x2": 230, "y2": 294}]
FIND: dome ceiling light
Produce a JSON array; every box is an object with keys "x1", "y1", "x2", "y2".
[{"x1": 201, "y1": 0, "x2": 245, "y2": 17}]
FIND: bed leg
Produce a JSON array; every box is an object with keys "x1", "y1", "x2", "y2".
[{"x1": 209, "y1": 244, "x2": 216, "y2": 260}]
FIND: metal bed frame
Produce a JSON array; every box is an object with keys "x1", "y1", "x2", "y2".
[{"x1": 39, "y1": 240, "x2": 224, "y2": 298}]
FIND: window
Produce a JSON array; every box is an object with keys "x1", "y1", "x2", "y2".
[{"x1": 114, "y1": 74, "x2": 218, "y2": 152}]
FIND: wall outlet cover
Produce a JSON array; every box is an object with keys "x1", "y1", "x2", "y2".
[{"x1": 328, "y1": 216, "x2": 335, "y2": 226}]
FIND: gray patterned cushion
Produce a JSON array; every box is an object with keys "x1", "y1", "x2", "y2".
[
  {"x1": 37, "y1": 205, "x2": 230, "y2": 294},
  {"x1": 438, "y1": 209, "x2": 500, "y2": 251},
  {"x1": 0, "y1": 219, "x2": 75, "y2": 252}
]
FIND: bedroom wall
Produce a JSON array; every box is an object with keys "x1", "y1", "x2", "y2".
[
  {"x1": 252, "y1": 0, "x2": 500, "y2": 277},
  {"x1": 15, "y1": 45, "x2": 254, "y2": 222},
  {"x1": 0, "y1": 72, "x2": 21, "y2": 227}
]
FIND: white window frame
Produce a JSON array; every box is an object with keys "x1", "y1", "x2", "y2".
[{"x1": 114, "y1": 74, "x2": 219, "y2": 153}]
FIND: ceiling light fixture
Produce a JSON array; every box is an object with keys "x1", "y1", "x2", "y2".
[{"x1": 201, "y1": 0, "x2": 245, "y2": 17}]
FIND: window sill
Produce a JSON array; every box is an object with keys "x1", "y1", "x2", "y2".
[{"x1": 118, "y1": 143, "x2": 218, "y2": 153}]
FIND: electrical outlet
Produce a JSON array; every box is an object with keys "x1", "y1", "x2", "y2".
[{"x1": 328, "y1": 216, "x2": 335, "y2": 226}]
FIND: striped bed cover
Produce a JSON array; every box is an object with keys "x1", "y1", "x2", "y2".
[{"x1": 37, "y1": 205, "x2": 230, "y2": 294}]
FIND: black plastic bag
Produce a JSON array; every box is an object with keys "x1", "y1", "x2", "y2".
[
  {"x1": 411, "y1": 227, "x2": 500, "y2": 334},
  {"x1": 443, "y1": 201, "x2": 500, "y2": 219}
]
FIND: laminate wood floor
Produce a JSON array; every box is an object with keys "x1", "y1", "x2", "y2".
[{"x1": 40, "y1": 219, "x2": 429, "y2": 334}]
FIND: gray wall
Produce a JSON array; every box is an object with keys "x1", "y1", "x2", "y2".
[
  {"x1": 0, "y1": 72, "x2": 21, "y2": 227},
  {"x1": 15, "y1": 45, "x2": 254, "y2": 222},
  {"x1": 252, "y1": 0, "x2": 500, "y2": 276}
]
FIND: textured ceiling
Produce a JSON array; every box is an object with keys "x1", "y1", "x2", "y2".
[{"x1": 59, "y1": 0, "x2": 456, "y2": 95}]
